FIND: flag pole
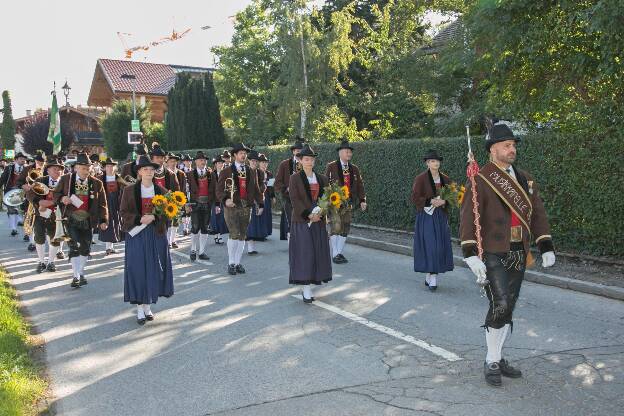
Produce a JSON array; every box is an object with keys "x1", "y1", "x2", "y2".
[{"x1": 465, "y1": 124, "x2": 487, "y2": 286}]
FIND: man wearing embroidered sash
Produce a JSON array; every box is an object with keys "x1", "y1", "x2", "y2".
[
  {"x1": 186, "y1": 151, "x2": 215, "y2": 261},
  {"x1": 54, "y1": 153, "x2": 108, "y2": 288},
  {"x1": 460, "y1": 123, "x2": 555, "y2": 387}
]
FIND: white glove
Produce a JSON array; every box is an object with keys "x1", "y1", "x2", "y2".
[
  {"x1": 542, "y1": 251, "x2": 555, "y2": 268},
  {"x1": 464, "y1": 256, "x2": 488, "y2": 286}
]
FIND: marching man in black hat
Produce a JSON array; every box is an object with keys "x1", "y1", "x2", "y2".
[
  {"x1": 0, "y1": 152, "x2": 28, "y2": 236},
  {"x1": 180, "y1": 153, "x2": 193, "y2": 235},
  {"x1": 186, "y1": 151, "x2": 215, "y2": 261},
  {"x1": 274, "y1": 139, "x2": 304, "y2": 240},
  {"x1": 25, "y1": 156, "x2": 65, "y2": 272},
  {"x1": 97, "y1": 158, "x2": 126, "y2": 255},
  {"x1": 18, "y1": 151, "x2": 47, "y2": 250},
  {"x1": 325, "y1": 140, "x2": 367, "y2": 264},
  {"x1": 166, "y1": 153, "x2": 187, "y2": 248},
  {"x1": 209, "y1": 155, "x2": 228, "y2": 244},
  {"x1": 216, "y1": 144, "x2": 264, "y2": 275},
  {"x1": 460, "y1": 122, "x2": 555, "y2": 387},
  {"x1": 54, "y1": 153, "x2": 108, "y2": 288}
]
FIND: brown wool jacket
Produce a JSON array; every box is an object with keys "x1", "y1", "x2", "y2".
[
  {"x1": 215, "y1": 165, "x2": 264, "y2": 208},
  {"x1": 460, "y1": 162, "x2": 553, "y2": 257},
  {"x1": 288, "y1": 171, "x2": 327, "y2": 224},
  {"x1": 274, "y1": 158, "x2": 299, "y2": 197},
  {"x1": 325, "y1": 160, "x2": 366, "y2": 204},
  {"x1": 186, "y1": 168, "x2": 216, "y2": 204},
  {"x1": 411, "y1": 170, "x2": 452, "y2": 213},
  {"x1": 120, "y1": 161, "x2": 136, "y2": 179},
  {"x1": 119, "y1": 183, "x2": 168, "y2": 235},
  {"x1": 53, "y1": 173, "x2": 108, "y2": 227}
]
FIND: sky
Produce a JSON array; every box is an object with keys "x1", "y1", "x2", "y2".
[{"x1": 1, "y1": 0, "x2": 448, "y2": 119}]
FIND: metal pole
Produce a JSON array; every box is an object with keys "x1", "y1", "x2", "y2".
[{"x1": 132, "y1": 78, "x2": 137, "y2": 120}]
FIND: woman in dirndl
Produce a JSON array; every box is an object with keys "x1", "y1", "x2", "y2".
[
  {"x1": 120, "y1": 155, "x2": 174, "y2": 325},
  {"x1": 209, "y1": 155, "x2": 228, "y2": 244},
  {"x1": 98, "y1": 158, "x2": 125, "y2": 255},
  {"x1": 411, "y1": 149, "x2": 454, "y2": 291},
  {"x1": 288, "y1": 145, "x2": 332, "y2": 303},
  {"x1": 246, "y1": 152, "x2": 273, "y2": 254}
]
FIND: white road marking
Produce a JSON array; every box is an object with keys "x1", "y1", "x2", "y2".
[{"x1": 292, "y1": 295, "x2": 462, "y2": 362}]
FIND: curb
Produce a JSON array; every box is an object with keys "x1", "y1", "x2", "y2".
[{"x1": 271, "y1": 219, "x2": 624, "y2": 301}]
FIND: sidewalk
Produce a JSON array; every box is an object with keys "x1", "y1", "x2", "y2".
[{"x1": 273, "y1": 214, "x2": 624, "y2": 301}]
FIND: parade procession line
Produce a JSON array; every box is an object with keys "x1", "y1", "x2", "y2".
[{"x1": 290, "y1": 295, "x2": 462, "y2": 362}]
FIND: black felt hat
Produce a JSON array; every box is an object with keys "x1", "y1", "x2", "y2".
[
  {"x1": 74, "y1": 153, "x2": 92, "y2": 166},
  {"x1": 336, "y1": 140, "x2": 354, "y2": 151},
  {"x1": 423, "y1": 149, "x2": 443, "y2": 162},
  {"x1": 135, "y1": 155, "x2": 160, "y2": 170},
  {"x1": 230, "y1": 143, "x2": 251, "y2": 154},
  {"x1": 298, "y1": 144, "x2": 318, "y2": 158},
  {"x1": 485, "y1": 124, "x2": 521, "y2": 152}
]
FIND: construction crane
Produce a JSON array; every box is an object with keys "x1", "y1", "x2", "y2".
[{"x1": 117, "y1": 26, "x2": 206, "y2": 59}]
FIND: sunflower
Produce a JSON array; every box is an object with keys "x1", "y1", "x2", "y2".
[
  {"x1": 164, "y1": 203, "x2": 179, "y2": 218},
  {"x1": 171, "y1": 191, "x2": 187, "y2": 206},
  {"x1": 330, "y1": 192, "x2": 342, "y2": 208},
  {"x1": 457, "y1": 191, "x2": 465, "y2": 205},
  {"x1": 152, "y1": 195, "x2": 167, "y2": 206},
  {"x1": 341, "y1": 185, "x2": 350, "y2": 199}
]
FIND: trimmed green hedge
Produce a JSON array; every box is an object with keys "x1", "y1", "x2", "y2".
[{"x1": 177, "y1": 131, "x2": 624, "y2": 258}]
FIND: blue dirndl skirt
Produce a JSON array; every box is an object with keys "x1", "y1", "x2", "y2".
[
  {"x1": 247, "y1": 194, "x2": 273, "y2": 240},
  {"x1": 413, "y1": 208, "x2": 454, "y2": 274},
  {"x1": 124, "y1": 223, "x2": 174, "y2": 304},
  {"x1": 209, "y1": 203, "x2": 229, "y2": 235}
]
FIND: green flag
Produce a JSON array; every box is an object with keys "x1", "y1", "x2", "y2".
[{"x1": 47, "y1": 93, "x2": 61, "y2": 154}]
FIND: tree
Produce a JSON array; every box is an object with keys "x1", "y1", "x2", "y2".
[
  {"x1": 100, "y1": 100, "x2": 151, "y2": 159},
  {"x1": 21, "y1": 111, "x2": 74, "y2": 155},
  {"x1": 0, "y1": 90, "x2": 16, "y2": 149},
  {"x1": 166, "y1": 72, "x2": 226, "y2": 149}
]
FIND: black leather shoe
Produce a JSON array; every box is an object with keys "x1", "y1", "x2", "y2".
[
  {"x1": 429, "y1": 285, "x2": 437, "y2": 291},
  {"x1": 332, "y1": 255, "x2": 342, "y2": 264},
  {"x1": 27, "y1": 243, "x2": 36, "y2": 252},
  {"x1": 236, "y1": 264, "x2": 246, "y2": 274},
  {"x1": 70, "y1": 277, "x2": 80, "y2": 288},
  {"x1": 190, "y1": 251, "x2": 197, "y2": 261},
  {"x1": 338, "y1": 254, "x2": 348, "y2": 263},
  {"x1": 23, "y1": 235, "x2": 30, "y2": 241},
  {"x1": 105, "y1": 249, "x2": 113, "y2": 256},
  {"x1": 484, "y1": 362, "x2": 502, "y2": 387},
  {"x1": 36, "y1": 262, "x2": 46, "y2": 273},
  {"x1": 46, "y1": 263, "x2": 56, "y2": 272},
  {"x1": 228, "y1": 264, "x2": 237, "y2": 275},
  {"x1": 171, "y1": 242, "x2": 179, "y2": 249},
  {"x1": 79, "y1": 275, "x2": 88, "y2": 286},
  {"x1": 425, "y1": 279, "x2": 429, "y2": 287},
  {"x1": 499, "y1": 358, "x2": 522, "y2": 378},
  {"x1": 137, "y1": 317, "x2": 146, "y2": 326},
  {"x1": 145, "y1": 313, "x2": 154, "y2": 321},
  {"x1": 17, "y1": 221, "x2": 24, "y2": 226},
  {"x1": 10, "y1": 230, "x2": 17, "y2": 236},
  {"x1": 302, "y1": 292, "x2": 313, "y2": 304},
  {"x1": 198, "y1": 253, "x2": 210, "y2": 260},
  {"x1": 56, "y1": 252, "x2": 65, "y2": 260},
  {"x1": 248, "y1": 251, "x2": 258, "y2": 255}
]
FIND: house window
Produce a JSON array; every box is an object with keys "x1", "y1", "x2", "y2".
[{"x1": 140, "y1": 96, "x2": 146, "y2": 106}]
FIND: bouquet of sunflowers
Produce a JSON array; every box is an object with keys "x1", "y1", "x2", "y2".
[
  {"x1": 151, "y1": 191, "x2": 187, "y2": 220},
  {"x1": 438, "y1": 182, "x2": 466, "y2": 208},
  {"x1": 317, "y1": 183, "x2": 350, "y2": 234}
]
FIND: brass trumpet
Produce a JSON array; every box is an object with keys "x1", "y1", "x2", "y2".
[{"x1": 224, "y1": 177, "x2": 236, "y2": 206}]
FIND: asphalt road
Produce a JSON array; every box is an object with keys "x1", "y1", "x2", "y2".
[{"x1": 3, "y1": 219, "x2": 623, "y2": 416}]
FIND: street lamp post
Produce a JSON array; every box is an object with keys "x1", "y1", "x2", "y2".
[
  {"x1": 62, "y1": 80, "x2": 71, "y2": 107},
  {"x1": 120, "y1": 73, "x2": 138, "y2": 159}
]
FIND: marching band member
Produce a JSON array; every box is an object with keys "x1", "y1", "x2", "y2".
[
  {"x1": 246, "y1": 151, "x2": 269, "y2": 254},
  {"x1": 149, "y1": 143, "x2": 180, "y2": 247},
  {"x1": 209, "y1": 155, "x2": 228, "y2": 245},
  {"x1": 166, "y1": 153, "x2": 186, "y2": 248},
  {"x1": 180, "y1": 153, "x2": 194, "y2": 236},
  {"x1": 288, "y1": 145, "x2": 332, "y2": 303},
  {"x1": 215, "y1": 144, "x2": 264, "y2": 275},
  {"x1": 120, "y1": 143, "x2": 148, "y2": 180},
  {"x1": 120, "y1": 155, "x2": 174, "y2": 325},
  {"x1": 0, "y1": 152, "x2": 28, "y2": 237},
  {"x1": 460, "y1": 124, "x2": 555, "y2": 387},
  {"x1": 274, "y1": 139, "x2": 303, "y2": 240},
  {"x1": 18, "y1": 151, "x2": 47, "y2": 250},
  {"x1": 257, "y1": 154, "x2": 274, "y2": 238},
  {"x1": 221, "y1": 150, "x2": 232, "y2": 167},
  {"x1": 25, "y1": 156, "x2": 65, "y2": 272},
  {"x1": 411, "y1": 150, "x2": 454, "y2": 291},
  {"x1": 54, "y1": 153, "x2": 108, "y2": 288},
  {"x1": 98, "y1": 158, "x2": 125, "y2": 255},
  {"x1": 186, "y1": 151, "x2": 215, "y2": 261},
  {"x1": 325, "y1": 140, "x2": 367, "y2": 264}
]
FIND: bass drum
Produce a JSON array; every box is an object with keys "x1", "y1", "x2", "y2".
[{"x1": 2, "y1": 188, "x2": 25, "y2": 207}]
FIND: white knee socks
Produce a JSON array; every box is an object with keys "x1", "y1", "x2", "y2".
[
  {"x1": 199, "y1": 233, "x2": 209, "y2": 254},
  {"x1": 29, "y1": 234, "x2": 35, "y2": 244},
  {"x1": 169, "y1": 226, "x2": 178, "y2": 244},
  {"x1": 35, "y1": 244, "x2": 45, "y2": 263},
  {"x1": 247, "y1": 240, "x2": 255, "y2": 253},
  {"x1": 235, "y1": 240, "x2": 245, "y2": 264},
  {"x1": 227, "y1": 238, "x2": 236, "y2": 265},
  {"x1": 79, "y1": 255, "x2": 87, "y2": 275},
  {"x1": 142, "y1": 304, "x2": 152, "y2": 316},
  {"x1": 137, "y1": 305, "x2": 145, "y2": 319},
  {"x1": 191, "y1": 233, "x2": 199, "y2": 252},
  {"x1": 48, "y1": 245, "x2": 59, "y2": 263},
  {"x1": 8, "y1": 214, "x2": 18, "y2": 230},
  {"x1": 428, "y1": 273, "x2": 437, "y2": 287},
  {"x1": 71, "y1": 257, "x2": 81, "y2": 278},
  {"x1": 336, "y1": 236, "x2": 347, "y2": 255},
  {"x1": 302, "y1": 284, "x2": 313, "y2": 299},
  {"x1": 485, "y1": 324, "x2": 510, "y2": 364},
  {"x1": 105, "y1": 242, "x2": 113, "y2": 250},
  {"x1": 330, "y1": 235, "x2": 338, "y2": 257}
]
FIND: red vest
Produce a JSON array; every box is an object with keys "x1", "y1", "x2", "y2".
[
  {"x1": 198, "y1": 177, "x2": 209, "y2": 197},
  {"x1": 75, "y1": 195, "x2": 89, "y2": 212},
  {"x1": 154, "y1": 176, "x2": 166, "y2": 189},
  {"x1": 342, "y1": 168, "x2": 351, "y2": 190},
  {"x1": 141, "y1": 197, "x2": 153, "y2": 215},
  {"x1": 238, "y1": 177, "x2": 247, "y2": 199},
  {"x1": 310, "y1": 183, "x2": 320, "y2": 202},
  {"x1": 105, "y1": 180, "x2": 118, "y2": 193}
]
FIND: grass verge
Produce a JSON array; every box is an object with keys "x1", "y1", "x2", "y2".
[{"x1": 0, "y1": 267, "x2": 47, "y2": 416}]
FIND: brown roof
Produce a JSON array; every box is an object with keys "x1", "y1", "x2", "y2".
[{"x1": 97, "y1": 59, "x2": 178, "y2": 96}]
